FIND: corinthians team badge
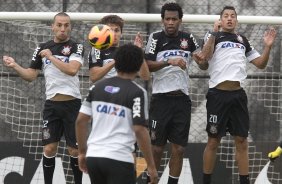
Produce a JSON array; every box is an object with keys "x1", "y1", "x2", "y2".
[
  {"x1": 42, "y1": 128, "x2": 50, "y2": 140},
  {"x1": 62, "y1": 45, "x2": 72, "y2": 55},
  {"x1": 209, "y1": 124, "x2": 218, "y2": 134},
  {"x1": 151, "y1": 131, "x2": 156, "y2": 141},
  {"x1": 180, "y1": 38, "x2": 188, "y2": 49}
]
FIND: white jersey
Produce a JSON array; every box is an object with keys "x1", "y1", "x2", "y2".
[
  {"x1": 205, "y1": 31, "x2": 260, "y2": 88},
  {"x1": 144, "y1": 30, "x2": 199, "y2": 95},
  {"x1": 30, "y1": 40, "x2": 84, "y2": 99},
  {"x1": 80, "y1": 77, "x2": 148, "y2": 163}
]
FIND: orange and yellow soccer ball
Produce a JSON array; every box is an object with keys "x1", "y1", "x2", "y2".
[{"x1": 88, "y1": 24, "x2": 114, "y2": 50}]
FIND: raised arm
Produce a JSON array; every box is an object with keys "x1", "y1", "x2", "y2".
[
  {"x1": 139, "y1": 61, "x2": 150, "y2": 81},
  {"x1": 193, "y1": 20, "x2": 221, "y2": 70},
  {"x1": 251, "y1": 27, "x2": 277, "y2": 69},
  {"x1": 134, "y1": 32, "x2": 150, "y2": 80},
  {"x1": 3, "y1": 55, "x2": 39, "y2": 82}
]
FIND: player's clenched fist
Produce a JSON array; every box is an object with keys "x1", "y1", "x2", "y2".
[
  {"x1": 39, "y1": 49, "x2": 53, "y2": 59},
  {"x1": 3, "y1": 55, "x2": 17, "y2": 68}
]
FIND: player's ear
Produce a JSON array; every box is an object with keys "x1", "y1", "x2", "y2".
[
  {"x1": 51, "y1": 23, "x2": 55, "y2": 32},
  {"x1": 218, "y1": 19, "x2": 221, "y2": 28}
]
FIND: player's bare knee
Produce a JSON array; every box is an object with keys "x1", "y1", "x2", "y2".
[
  {"x1": 235, "y1": 137, "x2": 248, "y2": 151},
  {"x1": 206, "y1": 138, "x2": 220, "y2": 151},
  {"x1": 152, "y1": 145, "x2": 165, "y2": 155},
  {"x1": 206, "y1": 143, "x2": 218, "y2": 152},
  {"x1": 171, "y1": 144, "x2": 185, "y2": 156},
  {"x1": 43, "y1": 144, "x2": 58, "y2": 156}
]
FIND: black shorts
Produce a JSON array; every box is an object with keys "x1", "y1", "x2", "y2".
[
  {"x1": 86, "y1": 157, "x2": 135, "y2": 184},
  {"x1": 206, "y1": 88, "x2": 249, "y2": 138},
  {"x1": 42, "y1": 99, "x2": 81, "y2": 148},
  {"x1": 149, "y1": 93, "x2": 191, "y2": 147}
]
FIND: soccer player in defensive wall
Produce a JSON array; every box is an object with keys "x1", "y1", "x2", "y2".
[
  {"x1": 193, "y1": 6, "x2": 277, "y2": 184},
  {"x1": 75, "y1": 44, "x2": 158, "y2": 184},
  {"x1": 3, "y1": 12, "x2": 84, "y2": 184},
  {"x1": 88, "y1": 14, "x2": 150, "y2": 83},
  {"x1": 144, "y1": 2, "x2": 206, "y2": 184}
]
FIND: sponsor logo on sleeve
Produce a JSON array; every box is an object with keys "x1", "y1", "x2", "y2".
[
  {"x1": 32, "y1": 46, "x2": 41, "y2": 61},
  {"x1": 133, "y1": 97, "x2": 141, "y2": 118},
  {"x1": 94, "y1": 49, "x2": 101, "y2": 60},
  {"x1": 148, "y1": 38, "x2": 157, "y2": 54},
  {"x1": 76, "y1": 44, "x2": 83, "y2": 55}
]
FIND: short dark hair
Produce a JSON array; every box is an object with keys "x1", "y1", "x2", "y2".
[
  {"x1": 114, "y1": 44, "x2": 144, "y2": 74},
  {"x1": 220, "y1": 6, "x2": 237, "y2": 18},
  {"x1": 53, "y1": 12, "x2": 70, "y2": 22},
  {"x1": 99, "y1": 15, "x2": 124, "y2": 32},
  {"x1": 161, "y1": 2, "x2": 183, "y2": 19}
]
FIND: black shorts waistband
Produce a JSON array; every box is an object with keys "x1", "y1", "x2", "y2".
[
  {"x1": 209, "y1": 87, "x2": 244, "y2": 93},
  {"x1": 154, "y1": 90, "x2": 186, "y2": 97},
  {"x1": 45, "y1": 98, "x2": 81, "y2": 104}
]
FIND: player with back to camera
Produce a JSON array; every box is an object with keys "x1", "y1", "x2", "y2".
[
  {"x1": 144, "y1": 2, "x2": 205, "y2": 184},
  {"x1": 193, "y1": 5, "x2": 277, "y2": 184},
  {"x1": 268, "y1": 141, "x2": 282, "y2": 161},
  {"x1": 87, "y1": 14, "x2": 150, "y2": 178},
  {"x1": 2, "y1": 12, "x2": 84, "y2": 184},
  {"x1": 76, "y1": 43, "x2": 158, "y2": 184},
  {"x1": 88, "y1": 14, "x2": 150, "y2": 83}
]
